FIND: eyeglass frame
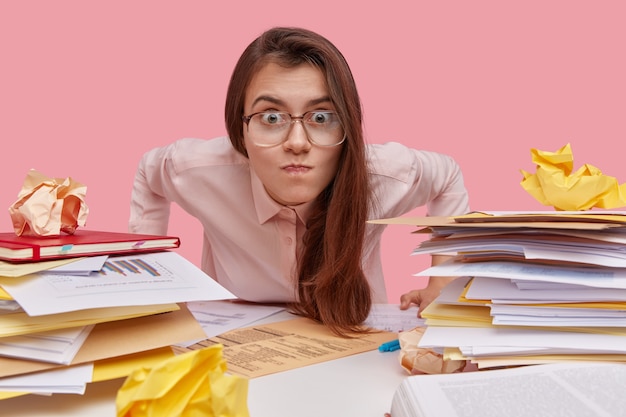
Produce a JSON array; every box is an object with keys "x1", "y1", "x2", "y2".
[{"x1": 242, "y1": 111, "x2": 347, "y2": 148}]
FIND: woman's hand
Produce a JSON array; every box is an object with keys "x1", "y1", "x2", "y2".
[
  {"x1": 399, "y1": 253, "x2": 457, "y2": 316},
  {"x1": 399, "y1": 276, "x2": 456, "y2": 316}
]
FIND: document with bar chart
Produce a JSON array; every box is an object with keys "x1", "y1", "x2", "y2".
[{"x1": 0, "y1": 251, "x2": 236, "y2": 316}]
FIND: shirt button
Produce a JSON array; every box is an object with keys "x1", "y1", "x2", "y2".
[{"x1": 286, "y1": 237, "x2": 293, "y2": 245}]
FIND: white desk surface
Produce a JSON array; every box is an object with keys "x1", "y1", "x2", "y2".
[{"x1": 1, "y1": 311, "x2": 409, "y2": 417}]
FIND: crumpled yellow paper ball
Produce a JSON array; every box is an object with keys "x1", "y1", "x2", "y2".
[
  {"x1": 520, "y1": 143, "x2": 626, "y2": 211},
  {"x1": 8, "y1": 169, "x2": 89, "y2": 236},
  {"x1": 116, "y1": 344, "x2": 249, "y2": 417}
]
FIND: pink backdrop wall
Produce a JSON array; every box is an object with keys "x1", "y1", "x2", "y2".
[{"x1": 2, "y1": 1, "x2": 625, "y2": 303}]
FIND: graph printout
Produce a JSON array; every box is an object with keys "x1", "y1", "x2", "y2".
[{"x1": 0, "y1": 251, "x2": 236, "y2": 316}]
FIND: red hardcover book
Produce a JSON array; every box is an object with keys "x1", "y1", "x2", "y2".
[{"x1": 0, "y1": 230, "x2": 180, "y2": 263}]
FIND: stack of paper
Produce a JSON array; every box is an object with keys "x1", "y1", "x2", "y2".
[
  {"x1": 0, "y1": 232, "x2": 236, "y2": 399},
  {"x1": 372, "y1": 211, "x2": 626, "y2": 369}
]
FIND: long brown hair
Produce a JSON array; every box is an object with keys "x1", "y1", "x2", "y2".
[{"x1": 225, "y1": 27, "x2": 372, "y2": 336}]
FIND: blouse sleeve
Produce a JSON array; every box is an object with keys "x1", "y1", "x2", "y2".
[
  {"x1": 367, "y1": 142, "x2": 470, "y2": 219},
  {"x1": 128, "y1": 144, "x2": 174, "y2": 235}
]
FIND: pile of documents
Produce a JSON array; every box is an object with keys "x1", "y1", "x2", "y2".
[
  {"x1": 376, "y1": 211, "x2": 626, "y2": 369},
  {"x1": 0, "y1": 234, "x2": 236, "y2": 399}
]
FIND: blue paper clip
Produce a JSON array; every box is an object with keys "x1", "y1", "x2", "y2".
[{"x1": 378, "y1": 339, "x2": 401, "y2": 352}]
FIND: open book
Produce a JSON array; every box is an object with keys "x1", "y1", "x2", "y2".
[{"x1": 390, "y1": 362, "x2": 626, "y2": 417}]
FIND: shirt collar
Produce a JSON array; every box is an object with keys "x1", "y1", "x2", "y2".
[{"x1": 250, "y1": 168, "x2": 314, "y2": 225}]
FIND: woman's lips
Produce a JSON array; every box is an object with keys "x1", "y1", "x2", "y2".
[{"x1": 282, "y1": 164, "x2": 311, "y2": 174}]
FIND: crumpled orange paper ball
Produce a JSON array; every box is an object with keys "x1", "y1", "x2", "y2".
[
  {"x1": 8, "y1": 169, "x2": 89, "y2": 236},
  {"x1": 520, "y1": 143, "x2": 626, "y2": 211},
  {"x1": 398, "y1": 327, "x2": 466, "y2": 375},
  {"x1": 116, "y1": 344, "x2": 249, "y2": 417}
]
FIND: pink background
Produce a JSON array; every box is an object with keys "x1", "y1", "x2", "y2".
[{"x1": 2, "y1": 1, "x2": 625, "y2": 302}]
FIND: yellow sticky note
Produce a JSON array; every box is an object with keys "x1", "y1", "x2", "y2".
[
  {"x1": 116, "y1": 344, "x2": 249, "y2": 417},
  {"x1": 520, "y1": 143, "x2": 626, "y2": 210}
]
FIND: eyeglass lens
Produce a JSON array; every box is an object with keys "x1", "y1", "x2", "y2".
[{"x1": 246, "y1": 111, "x2": 344, "y2": 146}]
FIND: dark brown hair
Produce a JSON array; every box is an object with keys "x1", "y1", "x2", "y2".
[{"x1": 225, "y1": 27, "x2": 372, "y2": 336}]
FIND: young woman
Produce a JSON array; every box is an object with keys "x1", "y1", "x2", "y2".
[{"x1": 129, "y1": 27, "x2": 469, "y2": 336}]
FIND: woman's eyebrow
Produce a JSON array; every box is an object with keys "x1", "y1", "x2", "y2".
[
  {"x1": 250, "y1": 95, "x2": 284, "y2": 107},
  {"x1": 308, "y1": 96, "x2": 333, "y2": 107},
  {"x1": 250, "y1": 95, "x2": 333, "y2": 108}
]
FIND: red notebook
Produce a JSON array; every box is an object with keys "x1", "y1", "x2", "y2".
[{"x1": 0, "y1": 230, "x2": 181, "y2": 263}]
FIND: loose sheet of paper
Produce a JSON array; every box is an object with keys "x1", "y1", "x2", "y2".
[
  {"x1": 181, "y1": 301, "x2": 422, "y2": 346},
  {"x1": 45, "y1": 255, "x2": 108, "y2": 275},
  {"x1": 363, "y1": 304, "x2": 424, "y2": 332},
  {"x1": 174, "y1": 317, "x2": 397, "y2": 378},
  {"x1": 420, "y1": 325, "x2": 626, "y2": 354},
  {"x1": 417, "y1": 259, "x2": 626, "y2": 289},
  {"x1": 181, "y1": 300, "x2": 286, "y2": 345},
  {"x1": 0, "y1": 363, "x2": 93, "y2": 395},
  {"x1": 0, "y1": 258, "x2": 82, "y2": 278},
  {"x1": 0, "y1": 325, "x2": 94, "y2": 364},
  {"x1": 0, "y1": 251, "x2": 236, "y2": 316},
  {"x1": 465, "y1": 276, "x2": 626, "y2": 303},
  {"x1": 0, "y1": 303, "x2": 179, "y2": 338}
]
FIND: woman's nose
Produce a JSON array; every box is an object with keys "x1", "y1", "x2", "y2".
[{"x1": 282, "y1": 120, "x2": 312, "y2": 152}]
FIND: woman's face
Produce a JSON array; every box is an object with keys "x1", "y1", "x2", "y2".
[{"x1": 243, "y1": 62, "x2": 343, "y2": 207}]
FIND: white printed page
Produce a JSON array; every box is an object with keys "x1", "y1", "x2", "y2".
[
  {"x1": 391, "y1": 362, "x2": 625, "y2": 417},
  {"x1": 0, "y1": 251, "x2": 236, "y2": 316}
]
